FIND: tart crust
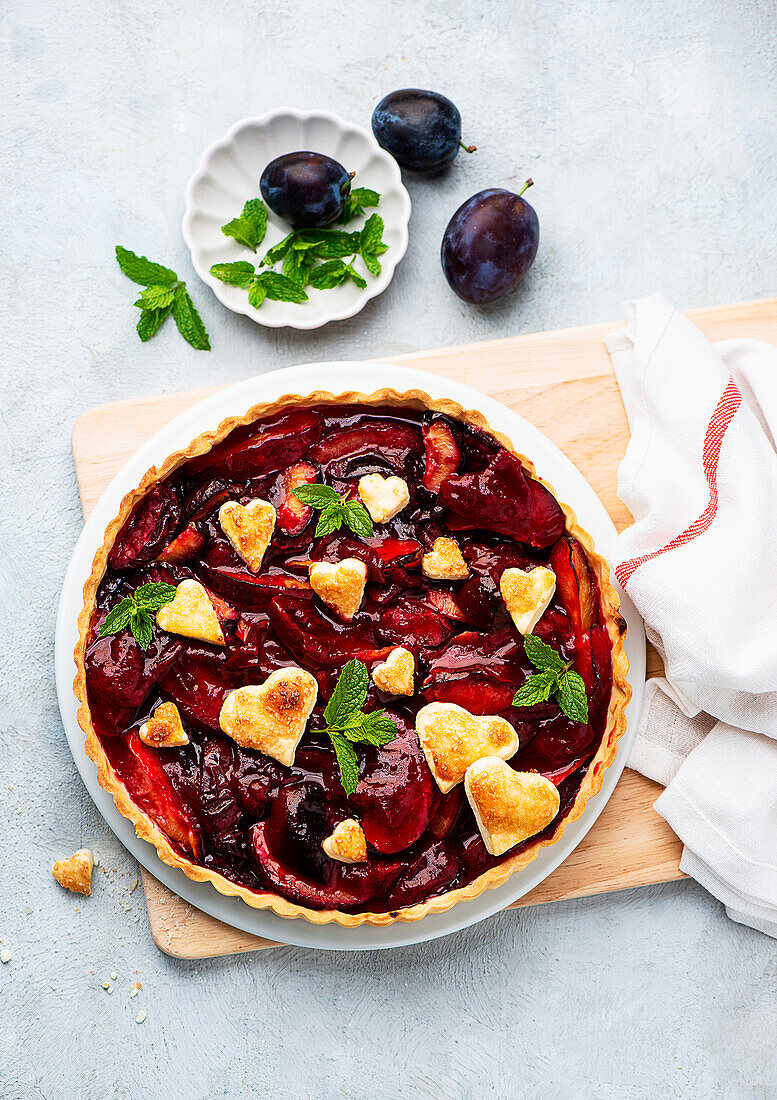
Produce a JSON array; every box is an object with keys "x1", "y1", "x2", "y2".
[{"x1": 74, "y1": 387, "x2": 631, "y2": 928}]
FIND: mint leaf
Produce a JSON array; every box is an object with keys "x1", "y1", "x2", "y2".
[
  {"x1": 134, "y1": 582, "x2": 177, "y2": 612},
  {"x1": 557, "y1": 670, "x2": 589, "y2": 724},
  {"x1": 296, "y1": 229, "x2": 361, "y2": 259},
  {"x1": 130, "y1": 608, "x2": 154, "y2": 651},
  {"x1": 342, "y1": 710, "x2": 397, "y2": 746},
  {"x1": 362, "y1": 251, "x2": 381, "y2": 279},
  {"x1": 339, "y1": 187, "x2": 380, "y2": 224},
  {"x1": 512, "y1": 670, "x2": 558, "y2": 708},
  {"x1": 344, "y1": 263, "x2": 367, "y2": 290},
  {"x1": 115, "y1": 246, "x2": 177, "y2": 287},
  {"x1": 210, "y1": 261, "x2": 255, "y2": 288},
  {"x1": 136, "y1": 304, "x2": 172, "y2": 342},
  {"x1": 172, "y1": 287, "x2": 210, "y2": 350},
  {"x1": 309, "y1": 260, "x2": 348, "y2": 290},
  {"x1": 134, "y1": 284, "x2": 176, "y2": 310},
  {"x1": 247, "y1": 279, "x2": 267, "y2": 309},
  {"x1": 324, "y1": 659, "x2": 370, "y2": 726},
  {"x1": 360, "y1": 213, "x2": 384, "y2": 256},
  {"x1": 329, "y1": 732, "x2": 361, "y2": 796},
  {"x1": 523, "y1": 633, "x2": 567, "y2": 674},
  {"x1": 221, "y1": 198, "x2": 267, "y2": 252},
  {"x1": 98, "y1": 597, "x2": 134, "y2": 637},
  {"x1": 257, "y1": 271, "x2": 309, "y2": 303},
  {"x1": 292, "y1": 483, "x2": 340, "y2": 508},
  {"x1": 342, "y1": 500, "x2": 374, "y2": 537},
  {"x1": 282, "y1": 247, "x2": 315, "y2": 287},
  {"x1": 314, "y1": 503, "x2": 344, "y2": 537},
  {"x1": 261, "y1": 233, "x2": 296, "y2": 267}
]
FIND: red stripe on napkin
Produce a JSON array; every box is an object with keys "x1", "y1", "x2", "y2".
[{"x1": 615, "y1": 377, "x2": 742, "y2": 587}]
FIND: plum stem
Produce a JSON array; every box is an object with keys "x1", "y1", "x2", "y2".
[
  {"x1": 458, "y1": 140, "x2": 477, "y2": 154},
  {"x1": 518, "y1": 179, "x2": 534, "y2": 197}
]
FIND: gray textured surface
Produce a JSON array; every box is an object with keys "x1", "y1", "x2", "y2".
[{"x1": 1, "y1": 1, "x2": 776, "y2": 1097}]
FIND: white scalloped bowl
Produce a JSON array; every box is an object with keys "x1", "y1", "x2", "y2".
[{"x1": 182, "y1": 111, "x2": 411, "y2": 330}]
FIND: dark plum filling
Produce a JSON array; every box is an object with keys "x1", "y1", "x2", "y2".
[{"x1": 84, "y1": 403, "x2": 615, "y2": 912}]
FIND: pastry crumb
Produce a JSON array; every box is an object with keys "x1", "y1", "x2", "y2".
[
  {"x1": 1, "y1": 949, "x2": 11, "y2": 964},
  {"x1": 136, "y1": 1009, "x2": 147, "y2": 1024}
]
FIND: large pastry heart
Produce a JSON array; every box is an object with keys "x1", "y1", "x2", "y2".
[
  {"x1": 415, "y1": 701, "x2": 518, "y2": 793},
  {"x1": 219, "y1": 667, "x2": 318, "y2": 767},
  {"x1": 156, "y1": 579, "x2": 225, "y2": 646},
  {"x1": 309, "y1": 558, "x2": 367, "y2": 621},
  {"x1": 219, "y1": 498, "x2": 276, "y2": 572},
  {"x1": 464, "y1": 757, "x2": 560, "y2": 856}
]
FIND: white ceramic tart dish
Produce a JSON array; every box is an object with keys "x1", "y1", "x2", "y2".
[
  {"x1": 70, "y1": 367, "x2": 629, "y2": 928},
  {"x1": 182, "y1": 111, "x2": 411, "y2": 330}
]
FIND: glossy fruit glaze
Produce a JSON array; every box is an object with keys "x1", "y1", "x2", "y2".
[{"x1": 84, "y1": 402, "x2": 616, "y2": 914}]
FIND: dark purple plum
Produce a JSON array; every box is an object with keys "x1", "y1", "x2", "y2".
[
  {"x1": 371, "y1": 89, "x2": 475, "y2": 174},
  {"x1": 259, "y1": 152, "x2": 351, "y2": 228},
  {"x1": 441, "y1": 183, "x2": 539, "y2": 304}
]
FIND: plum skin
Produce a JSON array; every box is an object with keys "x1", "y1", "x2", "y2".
[
  {"x1": 440, "y1": 186, "x2": 539, "y2": 304},
  {"x1": 372, "y1": 89, "x2": 463, "y2": 173},
  {"x1": 259, "y1": 151, "x2": 351, "y2": 228}
]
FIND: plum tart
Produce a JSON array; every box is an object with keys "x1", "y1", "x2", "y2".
[{"x1": 74, "y1": 388, "x2": 630, "y2": 926}]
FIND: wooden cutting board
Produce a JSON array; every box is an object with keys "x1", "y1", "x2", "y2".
[{"x1": 72, "y1": 296, "x2": 777, "y2": 957}]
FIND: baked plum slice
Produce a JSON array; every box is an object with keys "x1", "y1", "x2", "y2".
[
  {"x1": 203, "y1": 564, "x2": 310, "y2": 611},
  {"x1": 109, "y1": 483, "x2": 182, "y2": 570},
  {"x1": 188, "y1": 409, "x2": 323, "y2": 478},
  {"x1": 86, "y1": 630, "x2": 182, "y2": 708},
  {"x1": 422, "y1": 419, "x2": 461, "y2": 492},
  {"x1": 111, "y1": 732, "x2": 201, "y2": 857},
  {"x1": 276, "y1": 462, "x2": 318, "y2": 535},
  {"x1": 441, "y1": 451, "x2": 564, "y2": 548},
  {"x1": 158, "y1": 653, "x2": 234, "y2": 730},
  {"x1": 269, "y1": 592, "x2": 383, "y2": 668},
  {"x1": 384, "y1": 840, "x2": 462, "y2": 909},
  {"x1": 157, "y1": 524, "x2": 205, "y2": 564},
  {"x1": 310, "y1": 421, "x2": 422, "y2": 476},
  {"x1": 350, "y1": 718, "x2": 436, "y2": 854},
  {"x1": 375, "y1": 597, "x2": 455, "y2": 648},
  {"x1": 251, "y1": 819, "x2": 402, "y2": 909},
  {"x1": 550, "y1": 537, "x2": 597, "y2": 637}
]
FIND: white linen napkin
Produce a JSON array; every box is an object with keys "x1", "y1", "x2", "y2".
[{"x1": 604, "y1": 294, "x2": 777, "y2": 936}]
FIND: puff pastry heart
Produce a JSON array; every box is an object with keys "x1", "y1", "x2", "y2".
[
  {"x1": 372, "y1": 647, "x2": 415, "y2": 696},
  {"x1": 421, "y1": 537, "x2": 469, "y2": 581},
  {"x1": 415, "y1": 702, "x2": 518, "y2": 794},
  {"x1": 464, "y1": 757, "x2": 561, "y2": 857},
  {"x1": 309, "y1": 558, "x2": 367, "y2": 620},
  {"x1": 156, "y1": 579, "x2": 225, "y2": 646},
  {"x1": 358, "y1": 473, "x2": 410, "y2": 524},
  {"x1": 499, "y1": 566, "x2": 556, "y2": 634},
  {"x1": 219, "y1": 498, "x2": 276, "y2": 572},
  {"x1": 219, "y1": 667, "x2": 318, "y2": 767}
]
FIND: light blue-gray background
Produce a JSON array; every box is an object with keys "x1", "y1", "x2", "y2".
[{"x1": 1, "y1": 2, "x2": 775, "y2": 1097}]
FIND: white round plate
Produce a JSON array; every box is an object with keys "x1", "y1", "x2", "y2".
[
  {"x1": 56, "y1": 364, "x2": 645, "y2": 952},
  {"x1": 182, "y1": 111, "x2": 411, "y2": 329}
]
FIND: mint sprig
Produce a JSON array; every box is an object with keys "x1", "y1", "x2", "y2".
[
  {"x1": 512, "y1": 634, "x2": 589, "y2": 724},
  {"x1": 322, "y1": 660, "x2": 398, "y2": 795},
  {"x1": 116, "y1": 247, "x2": 210, "y2": 350},
  {"x1": 98, "y1": 582, "x2": 177, "y2": 652},
  {"x1": 210, "y1": 261, "x2": 309, "y2": 306},
  {"x1": 212, "y1": 188, "x2": 385, "y2": 309},
  {"x1": 291, "y1": 482, "x2": 374, "y2": 537},
  {"x1": 221, "y1": 198, "x2": 267, "y2": 252}
]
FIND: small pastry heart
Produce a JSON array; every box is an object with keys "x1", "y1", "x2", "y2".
[
  {"x1": 219, "y1": 498, "x2": 276, "y2": 572},
  {"x1": 139, "y1": 702, "x2": 189, "y2": 748},
  {"x1": 309, "y1": 558, "x2": 367, "y2": 621},
  {"x1": 415, "y1": 702, "x2": 518, "y2": 793},
  {"x1": 219, "y1": 667, "x2": 318, "y2": 766},
  {"x1": 422, "y1": 537, "x2": 469, "y2": 581},
  {"x1": 52, "y1": 849, "x2": 94, "y2": 896},
  {"x1": 156, "y1": 579, "x2": 225, "y2": 645},
  {"x1": 358, "y1": 473, "x2": 410, "y2": 524},
  {"x1": 322, "y1": 818, "x2": 367, "y2": 863},
  {"x1": 499, "y1": 566, "x2": 556, "y2": 634},
  {"x1": 372, "y1": 647, "x2": 415, "y2": 696},
  {"x1": 464, "y1": 757, "x2": 560, "y2": 856}
]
